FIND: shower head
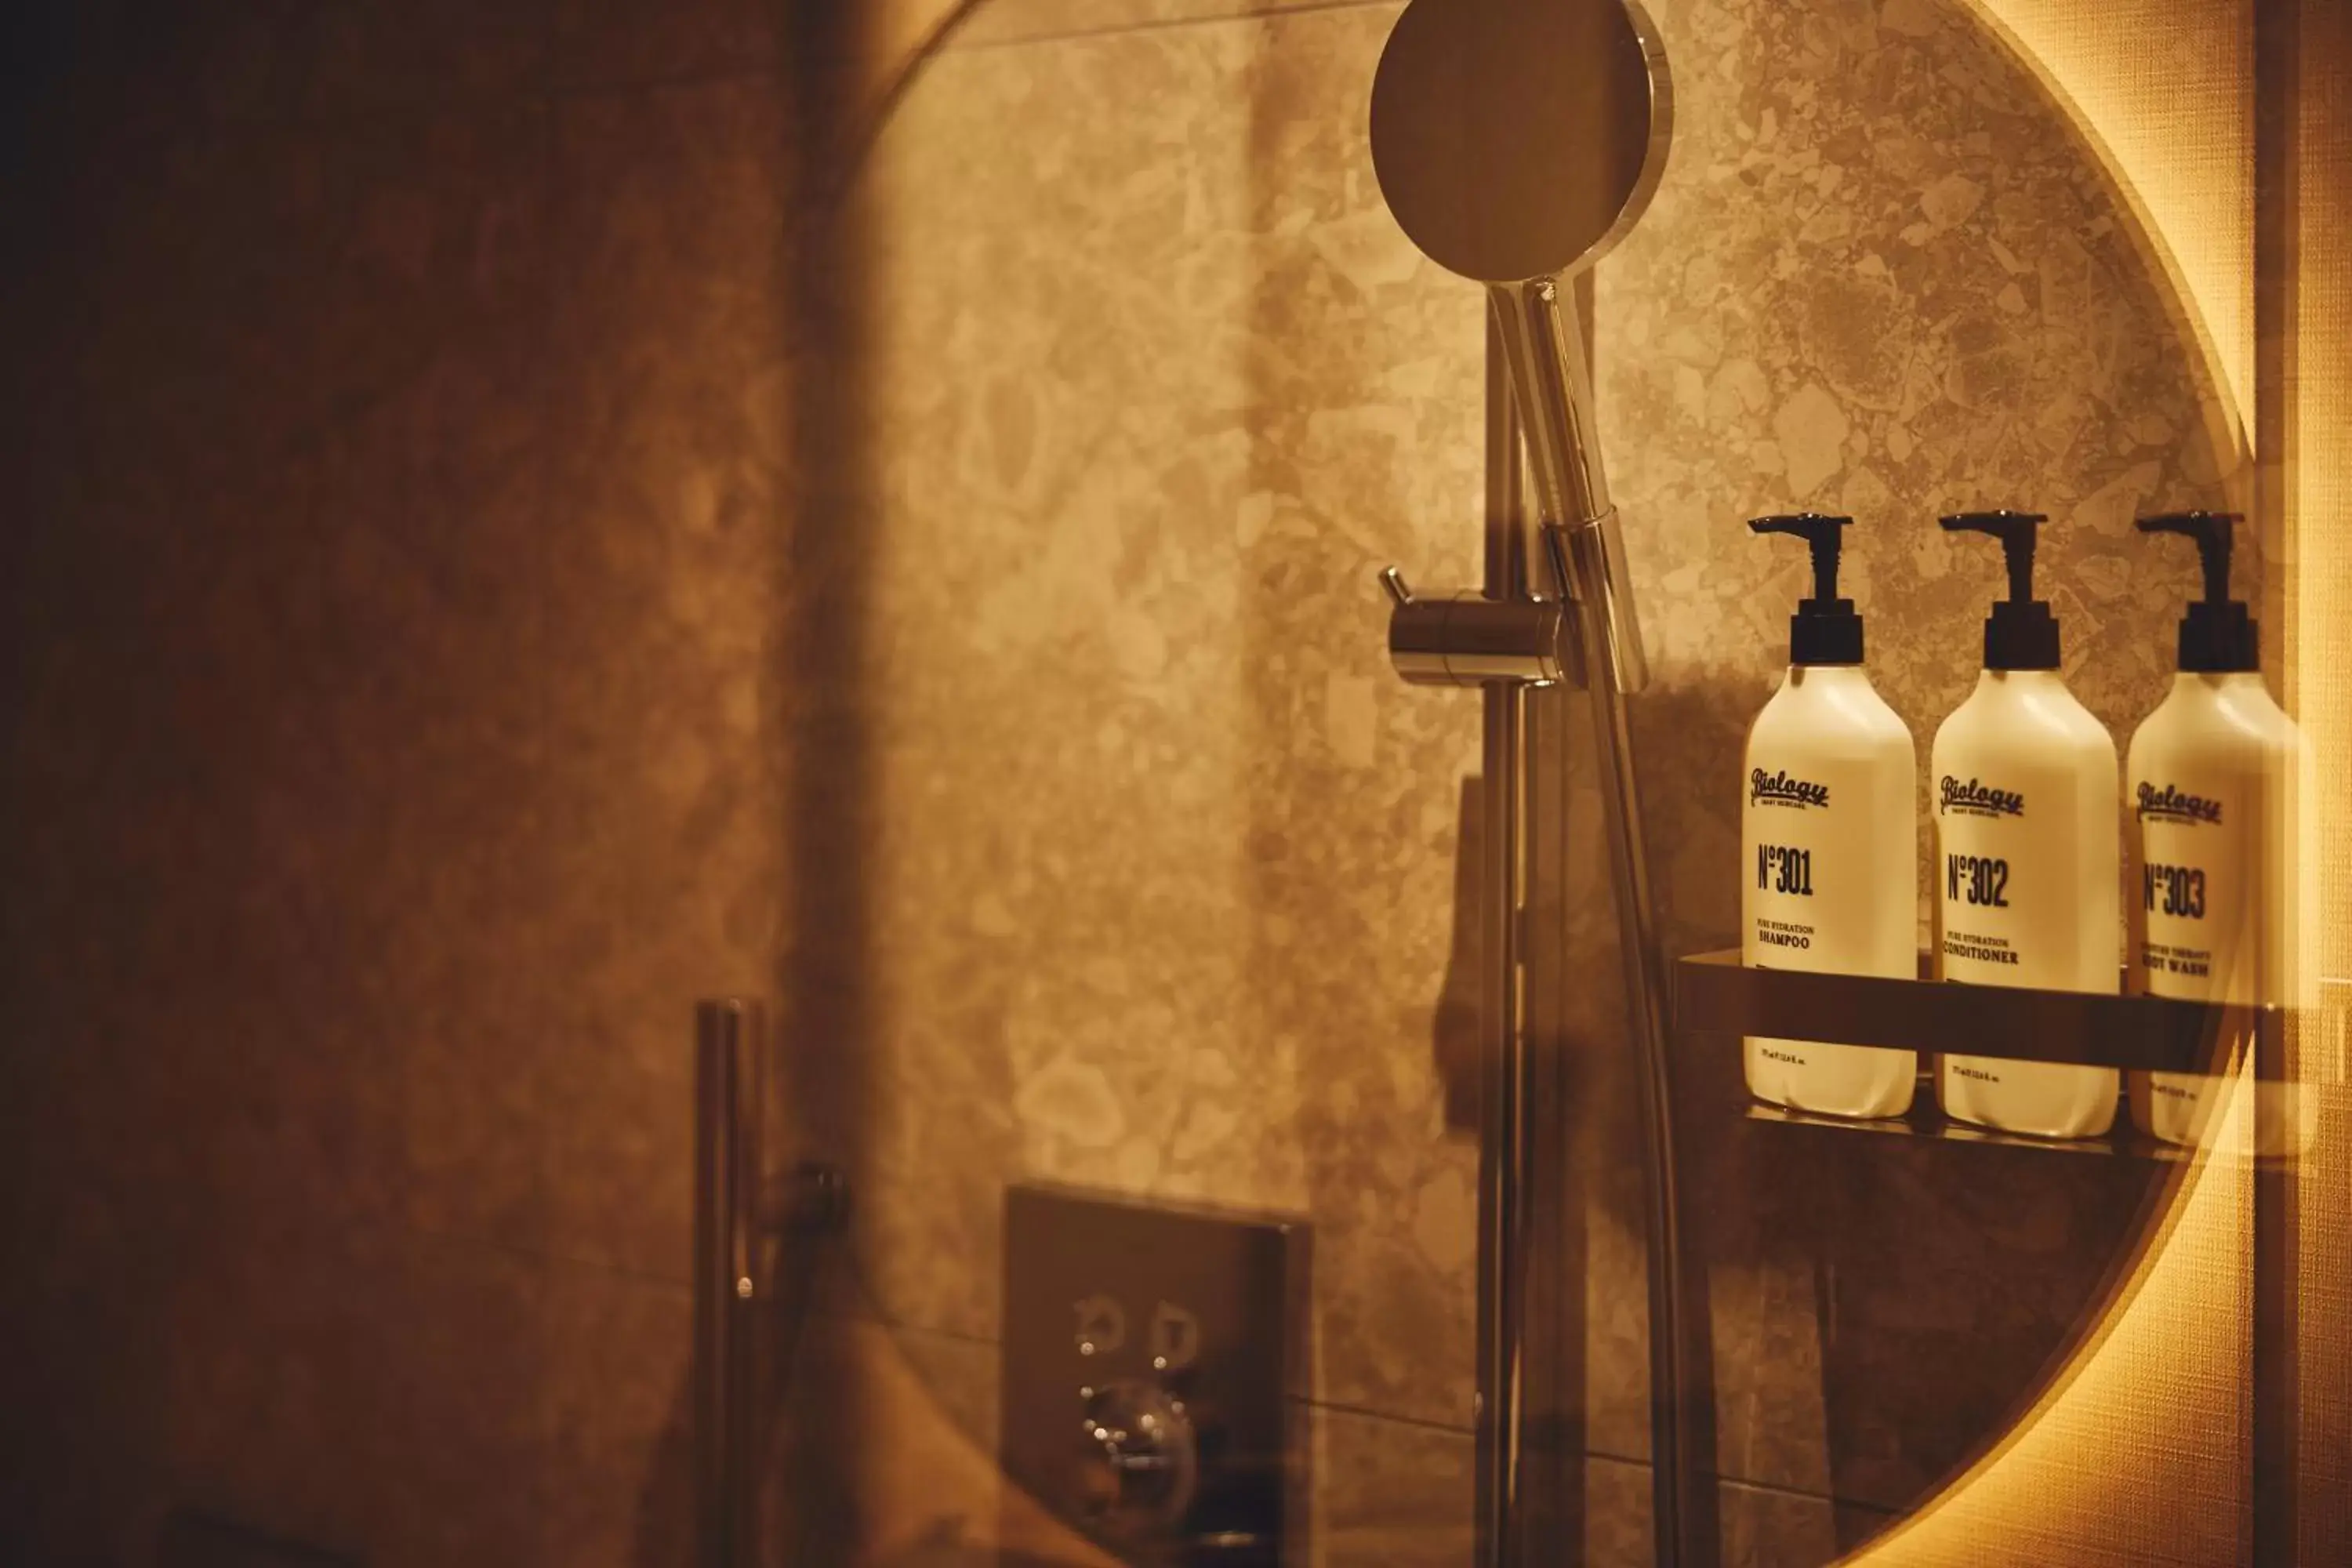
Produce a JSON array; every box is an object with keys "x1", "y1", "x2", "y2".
[
  {"x1": 1367, "y1": 17, "x2": 1685, "y2": 1564},
  {"x1": 1367, "y1": 0, "x2": 1672, "y2": 693},
  {"x1": 1369, "y1": 0, "x2": 1671, "y2": 285}
]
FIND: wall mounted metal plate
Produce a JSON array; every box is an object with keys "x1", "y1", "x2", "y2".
[{"x1": 1000, "y1": 1182, "x2": 1308, "y2": 1566}]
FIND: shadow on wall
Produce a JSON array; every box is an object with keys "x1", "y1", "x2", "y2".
[
  {"x1": 764, "y1": 0, "x2": 879, "y2": 1556},
  {"x1": 631, "y1": 0, "x2": 898, "y2": 1559}
]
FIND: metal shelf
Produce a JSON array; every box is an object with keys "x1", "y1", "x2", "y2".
[
  {"x1": 1673, "y1": 949, "x2": 2283, "y2": 1078},
  {"x1": 1670, "y1": 949, "x2": 2307, "y2": 1567},
  {"x1": 1735, "y1": 1097, "x2": 2253, "y2": 1169}
]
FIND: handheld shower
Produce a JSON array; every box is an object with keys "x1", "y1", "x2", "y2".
[
  {"x1": 1368, "y1": 4, "x2": 1690, "y2": 1564},
  {"x1": 1370, "y1": 0, "x2": 1670, "y2": 691}
]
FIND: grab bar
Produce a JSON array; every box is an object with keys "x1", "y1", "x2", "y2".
[{"x1": 696, "y1": 998, "x2": 764, "y2": 1568}]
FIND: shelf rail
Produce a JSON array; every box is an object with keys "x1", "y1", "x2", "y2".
[
  {"x1": 695, "y1": 998, "x2": 764, "y2": 1568},
  {"x1": 1675, "y1": 949, "x2": 2334, "y2": 1563},
  {"x1": 1673, "y1": 949, "x2": 2287, "y2": 1076}
]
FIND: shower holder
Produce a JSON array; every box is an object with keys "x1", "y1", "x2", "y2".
[
  {"x1": 1673, "y1": 949, "x2": 2300, "y2": 1080},
  {"x1": 1672, "y1": 954, "x2": 2321, "y2": 1568}
]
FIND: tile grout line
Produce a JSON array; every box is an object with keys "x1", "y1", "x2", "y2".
[
  {"x1": 1581, "y1": 1446, "x2": 1903, "y2": 1515},
  {"x1": 938, "y1": 0, "x2": 1402, "y2": 57},
  {"x1": 787, "y1": 1308, "x2": 1885, "y2": 1513},
  {"x1": 74, "y1": 1, "x2": 1410, "y2": 154}
]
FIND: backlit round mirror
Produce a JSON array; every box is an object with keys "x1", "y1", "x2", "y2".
[
  {"x1": 1369, "y1": 0, "x2": 1671, "y2": 283},
  {"x1": 788, "y1": 0, "x2": 2252, "y2": 1560}
]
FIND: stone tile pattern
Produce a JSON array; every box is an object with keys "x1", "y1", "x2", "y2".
[
  {"x1": 839, "y1": 2, "x2": 1490, "y2": 1434},
  {"x1": 0, "y1": 4, "x2": 778, "y2": 1566},
  {"x1": 0, "y1": 0, "x2": 2249, "y2": 1564},
  {"x1": 1576, "y1": 0, "x2": 2245, "y2": 1526},
  {"x1": 1598, "y1": 0, "x2": 2239, "y2": 966},
  {"x1": 837, "y1": 0, "x2": 2243, "y2": 1558}
]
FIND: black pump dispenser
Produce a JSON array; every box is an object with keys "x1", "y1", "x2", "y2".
[
  {"x1": 2136, "y1": 511, "x2": 2257, "y2": 673},
  {"x1": 1748, "y1": 513, "x2": 1863, "y2": 666},
  {"x1": 1941, "y1": 510, "x2": 2059, "y2": 670}
]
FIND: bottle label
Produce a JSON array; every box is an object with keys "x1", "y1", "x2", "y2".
[
  {"x1": 1933, "y1": 731, "x2": 2121, "y2": 1140},
  {"x1": 1931, "y1": 763, "x2": 2117, "y2": 991},
  {"x1": 1938, "y1": 779, "x2": 2040, "y2": 981},
  {"x1": 2135, "y1": 772, "x2": 2251, "y2": 1004},
  {"x1": 1741, "y1": 734, "x2": 1915, "y2": 1116},
  {"x1": 2130, "y1": 702, "x2": 2301, "y2": 1150},
  {"x1": 1938, "y1": 775, "x2": 2025, "y2": 818},
  {"x1": 1744, "y1": 756, "x2": 1906, "y2": 971},
  {"x1": 2136, "y1": 781, "x2": 2224, "y2": 825},
  {"x1": 1751, "y1": 768, "x2": 1831, "y2": 810}
]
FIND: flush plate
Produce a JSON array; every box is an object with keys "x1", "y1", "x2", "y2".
[{"x1": 1000, "y1": 1181, "x2": 1308, "y2": 1566}]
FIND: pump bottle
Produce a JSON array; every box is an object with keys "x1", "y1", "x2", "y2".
[
  {"x1": 1933, "y1": 511, "x2": 2121, "y2": 1139},
  {"x1": 2125, "y1": 512, "x2": 2304, "y2": 1149},
  {"x1": 1740, "y1": 515, "x2": 1918, "y2": 1117}
]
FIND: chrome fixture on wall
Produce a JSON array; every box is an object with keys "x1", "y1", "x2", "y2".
[
  {"x1": 695, "y1": 1000, "x2": 851, "y2": 1568},
  {"x1": 695, "y1": 999, "x2": 766, "y2": 1568},
  {"x1": 1368, "y1": 2, "x2": 1690, "y2": 1565}
]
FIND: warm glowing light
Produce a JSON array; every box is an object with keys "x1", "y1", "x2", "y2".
[
  {"x1": 1852, "y1": 1067, "x2": 2254, "y2": 1564},
  {"x1": 1955, "y1": 0, "x2": 2254, "y2": 463},
  {"x1": 1847, "y1": 3, "x2": 2352, "y2": 1561}
]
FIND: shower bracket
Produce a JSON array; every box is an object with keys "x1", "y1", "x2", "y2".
[{"x1": 1381, "y1": 566, "x2": 1569, "y2": 689}]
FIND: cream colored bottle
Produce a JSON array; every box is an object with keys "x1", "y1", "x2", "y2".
[
  {"x1": 2124, "y1": 513, "x2": 2306, "y2": 1150},
  {"x1": 1932, "y1": 512, "x2": 2121, "y2": 1139},
  {"x1": 1740, "y1": 514, "x2": 1918, "y2": 1119}
]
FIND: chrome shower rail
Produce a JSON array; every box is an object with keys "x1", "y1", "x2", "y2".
[
  {"x1": 693, "y1": 1001, "x2": 852, "y2": 1568},
  {"x1": 1385, "y1": 308, "x2": 1693, "y2": 1567},
  {"x1": 1477, "y1": 332, "x2": 1539, "y2": 1568},
  {"x1": 1515, "y1": 283, "x2": 1695, "y2": 1568},
  {"x1": 695, "y1": 998, "x2": 764, "y2": 1568},
  {"x1": 1369, "y1": 2, "x2": 1688, "y2": 1558}
]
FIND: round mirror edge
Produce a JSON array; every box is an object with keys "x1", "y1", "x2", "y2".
[
  {"x1": 818, "y1": 2, "x2": 2276, "y2": 1562},
  {"x1": 1956, "y1": 0, "x2": 2255, "y2": 498}
]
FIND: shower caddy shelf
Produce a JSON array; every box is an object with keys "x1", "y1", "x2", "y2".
[
  {"x1": 1742, "y1": 1099, "x2": 2238, "y2": 1165},
  {"x1": 1674, "y1": 947, "x2": 2303, "y2": 1160},
  {"x1": 1673, "y1": 948, "x2": 2292, "y2": 1082},
  {"x1": 1669, "y1": 947, "x2": 2306, "y2": 1563}
]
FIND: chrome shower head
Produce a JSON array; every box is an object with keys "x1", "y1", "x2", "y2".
[
  {"x1": 1369, "y1": 0, "x2": 1671, "y2": 286},
  {"x1": 1368, "y1": 0, "x2": 1672, "y2": 691}
]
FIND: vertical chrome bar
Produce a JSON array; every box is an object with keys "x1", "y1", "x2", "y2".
[
  {"x1": 1490, "y1": 278, "x2": 1610, "y2": 525},
  {"x1": 1367, "y1": 3, "x2": 1677, "y2": 1545},
  {"x1": 1490, "y1": 274, "x2": 1650, "y2": 694},
  {"x1": 696, "y1": 998, "x2": 764, "y2": 1568},
  {"x1": 1475, "y1": 314, "x2": 1532, "y2": 1568},
  {"x1": 1520, "y1": 659, "x2": 1584, "y2": 1557},
  {"x1": 1503, "y1": 271, "x2": 1693, "y2": 1566}
]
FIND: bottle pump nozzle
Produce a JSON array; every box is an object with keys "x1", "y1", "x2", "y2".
[
  {"x1": 2136, "y1": 510, "x2": 2257, "y2": 672},
  {"x1": 1941, "y1": 510, "x2": 2058, "y2": 670},
  {"x1": 1748, "y1": 514, "x2": 1862, "y2": 665}
]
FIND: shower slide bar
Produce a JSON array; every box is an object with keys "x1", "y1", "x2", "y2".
[
  {"x1": 1369, "y1": 3, "x2": 1691, "y2": 1560},
  {"x1": 693, "y1": 999, "x2": 855, "y2": 1568},
  {"x1": 695, "y1": 998, "x2": 764, "y2": 1568}
]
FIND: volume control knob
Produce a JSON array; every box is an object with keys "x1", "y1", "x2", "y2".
[{"x1": 1074, "y1": 1378, "x2": 1197, "y2": 1537}]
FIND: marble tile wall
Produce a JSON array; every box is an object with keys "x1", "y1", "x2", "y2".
[
  {"x1": 1599, "y1": 0, "x2": 2238, "y2": 959},
  {"x1": 0, "y1": 0, "x2": 2263, "y2": 1566},
  {"x1": 0, "y1": 2, "x2": 764, "y2": 1563},
  {"x1": 840, "y1": 0, "x2": 2241, "y2": 1559},
  {"x1": 1586, "y1": 0, "x2": 2244, "y2": 1537},
  {"x1": 842, "y1": 0, "x2": 1486, "y2": 1428}
]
